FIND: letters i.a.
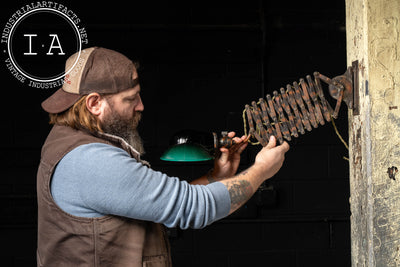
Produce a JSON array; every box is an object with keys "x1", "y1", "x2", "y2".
[{"x1": 23, "y1": 34, "x2": 65, "y2": 55}]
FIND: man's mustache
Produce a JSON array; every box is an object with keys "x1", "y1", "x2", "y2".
[{"x1": 133, "y1": 112, "x2": 142, "y2": 127}]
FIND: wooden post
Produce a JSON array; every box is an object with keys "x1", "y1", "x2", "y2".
[{"x1": 346, "y1": 0, "x2": 400, "y2": 265}]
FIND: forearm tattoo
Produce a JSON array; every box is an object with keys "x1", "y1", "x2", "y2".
[{"x1": 225, "y1": 179, "x2": 253, "y2": 211}]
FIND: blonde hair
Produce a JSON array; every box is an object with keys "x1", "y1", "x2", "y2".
[{"x1": 49, "y1": 95, "x2": 103, "y2": 132}]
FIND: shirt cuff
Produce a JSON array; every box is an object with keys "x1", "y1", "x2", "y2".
[{"x1": 207, "y1": 181, "x2": 231, "y2": 221}]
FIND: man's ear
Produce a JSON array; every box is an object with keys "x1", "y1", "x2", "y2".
[{"x1": 85, "y1": 93, "x2": 105, "y2": 116}]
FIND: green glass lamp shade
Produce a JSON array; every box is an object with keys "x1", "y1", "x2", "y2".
[{"x1": 160, "y1": 143, "x2": 213, "y2": 162}]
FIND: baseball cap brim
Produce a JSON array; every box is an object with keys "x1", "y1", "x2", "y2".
[{"x1": 41, "y1": 88, "x2": 82, "y2": 114}]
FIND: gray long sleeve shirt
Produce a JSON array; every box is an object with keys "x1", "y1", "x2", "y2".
[{"x1": 51, "y1": 143, "x2": 231, "y2": 229}]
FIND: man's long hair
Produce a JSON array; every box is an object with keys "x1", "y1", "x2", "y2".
[{"x1": 49, "y1": 95, "x2": 102, "y2": 132}]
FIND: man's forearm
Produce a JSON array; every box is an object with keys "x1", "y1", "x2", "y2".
[
  {"x1": 219, "y1": 165, "x2": 266, "y2": 214},
  {"x1": 190, "y1": 166, "x2": 264, "y2": 214},
  {"x1": 190, "y1": 169, "x2": 223, "y2": 185},
  {"x1": 193, "y1": 136, "x2": 289, "y2": 213},
  {"x1": 190, "y1": 173, "x2": 215, "y2": 185}
]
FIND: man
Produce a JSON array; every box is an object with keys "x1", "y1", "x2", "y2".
[{"x1": 37, "y1": 47, "x2": 289, "y2": 266}]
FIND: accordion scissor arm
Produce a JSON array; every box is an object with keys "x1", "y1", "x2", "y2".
[{"x1": 243, "y1": 63, "x2": 357, "y2": 146}]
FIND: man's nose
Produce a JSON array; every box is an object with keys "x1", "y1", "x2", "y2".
[{"x1": 135, "y1": 95, "x2": 144, "y2": 111}]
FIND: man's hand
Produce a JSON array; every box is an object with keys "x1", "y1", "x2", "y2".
[
  {"x1": 220, "y1": 135, "x2": 289, "y2": 214},
  {"x1": 190, "y1": 132, "x2": 248, "y2": 185},
  {"x1": 210, "y1": 132, "x2": 249, "y2": 181},
  {"x1": 254, "y1": 135, "x2": 290, "y2": 179}
]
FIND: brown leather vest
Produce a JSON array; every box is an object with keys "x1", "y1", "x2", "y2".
[{"x1": 37, "y1": 125, "x2": 172, "y2": 267}]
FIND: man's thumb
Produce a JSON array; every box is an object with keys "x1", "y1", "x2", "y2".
[
  {"x1": 218, "y1": 148, "x2": 229, "y2": 163},
  {"x1": 265, "y1": 136, "x2": 277, "y2": 149}
]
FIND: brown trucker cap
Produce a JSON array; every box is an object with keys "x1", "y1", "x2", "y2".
[{"x1": 41, "y1": 47, "x2": 136, "y2": 113}]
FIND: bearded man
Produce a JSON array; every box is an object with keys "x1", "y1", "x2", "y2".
[{"x1": 37, "y1": 47, "x2": 289, "y2": 267}]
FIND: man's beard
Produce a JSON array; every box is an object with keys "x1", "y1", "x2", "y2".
[{"x1": 101, "y1": 107, "x2": 145, "y2": 155}]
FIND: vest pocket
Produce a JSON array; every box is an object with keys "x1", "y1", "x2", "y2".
[{"x1": 143, "y1": 255, "x2": 169, "y2": 267}]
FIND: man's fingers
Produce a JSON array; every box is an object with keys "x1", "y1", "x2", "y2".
[
  {"x1": 232, "y1": 135, "x2": 249, "y2": 146},
  {"x1": 279, "y1": 141, "x2": 290, "y2": 152},
  {"x1": 232, "y1": 137, "x2": 242, "y2": 144},
  {"x1": 265, "y1": 137, "x2": 290, "y2": 153},
  {"x1": 227, "y1": 131, "x2": 236, "y2": 138},
  {"x1": 236, "y1": 142, "x2": 248, "y2": 154},
  {"x1": 229, "y1": 135, "x2": 249, "y2": 153}
]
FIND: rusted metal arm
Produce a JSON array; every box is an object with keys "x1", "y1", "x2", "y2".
[{"x1": 243, "y1": 63, "x2": 358, "y2": 146}]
